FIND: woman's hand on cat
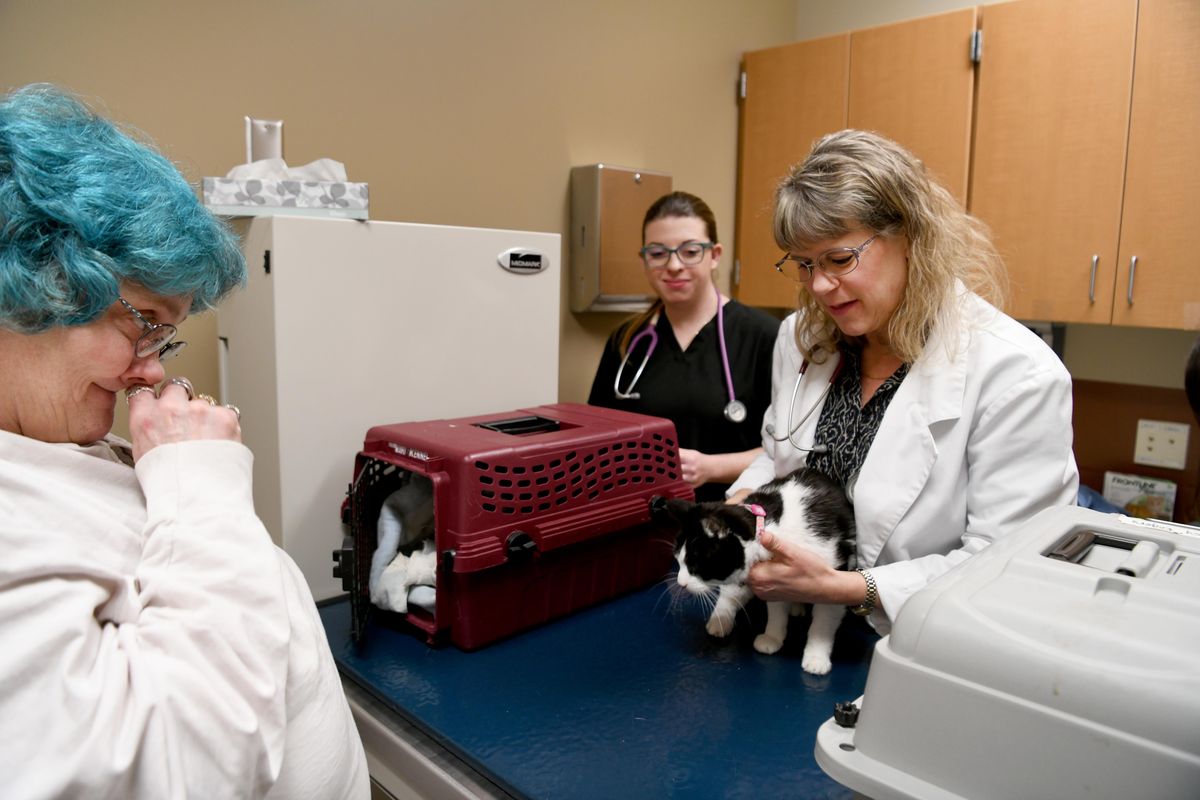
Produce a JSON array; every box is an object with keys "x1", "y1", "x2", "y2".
[{"x1": 749, "y1": 530, "x2": 858, "y2": 605}]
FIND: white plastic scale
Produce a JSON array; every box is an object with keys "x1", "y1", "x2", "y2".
[{"x1": 816, "y1": 505, "x2": 1200, "y2": 800}]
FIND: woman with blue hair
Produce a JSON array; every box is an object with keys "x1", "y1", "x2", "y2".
[{"x1": 0, "y1": 85, "x2": 367, "y2": 798}]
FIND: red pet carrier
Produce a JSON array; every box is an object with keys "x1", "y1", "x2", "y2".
[{"x1": 334, "y1": 403, "x2": 693, "y2": 649}]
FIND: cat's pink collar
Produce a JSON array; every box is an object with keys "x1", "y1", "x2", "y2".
[{"x1": 741, "y1": 503, "x2": 766, "y2": 537}]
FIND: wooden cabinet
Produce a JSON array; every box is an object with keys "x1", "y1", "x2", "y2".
[
  {"x1": 847, "y1": 8, "x2": 978, "y2": 205},
  {"x1": 1111, "y1": 0, "x2": 1200, "y2": 329},
  {"x1": 734, "y1": 35, "x2": 849, "y2": 309},
  {"x1": 970, "y1": 0, "x2": 1199, "y2": 329},
  {"x1": 971, "y1": 0, "x2": 1136, "y2": 324},
  {"x1": 737, "y1": 0, "x2": 1198, "y2": 330},
  {"x1": 734, "y1": 9, "x2": 977, "y2": 306}
]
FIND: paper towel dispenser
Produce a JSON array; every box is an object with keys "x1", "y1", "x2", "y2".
[{"x1": 569, "y1": 164, "x2": 671, "y2": 313}]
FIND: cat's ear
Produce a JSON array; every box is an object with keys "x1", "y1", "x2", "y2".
[{"x1": 651, "y1": 497, "x2": 697, "y2": 523}]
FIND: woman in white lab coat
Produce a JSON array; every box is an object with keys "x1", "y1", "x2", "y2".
[
  {"x1": 0, "y1": 85, "x2": 368, "y2": 798},
  {"x1": 728, "y1": 130, "x2": 1079, "y2": 634}
]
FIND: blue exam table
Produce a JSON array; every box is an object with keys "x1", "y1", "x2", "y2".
[{"x1": 320, "y1": 582, "x2": 877, "y2": 798}]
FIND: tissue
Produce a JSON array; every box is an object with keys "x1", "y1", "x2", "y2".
[
  {"x1": 223, "y1": 158, "x2": 348, "y2": 182},
  {"x1": 202, "y1": 157, "x2": 368, "y2": 219}
]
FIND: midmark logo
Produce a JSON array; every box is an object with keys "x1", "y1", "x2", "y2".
[
  {"x1": 508, "y1": 253, "x2": 543, "y2": 271},
  {"x1": 498, "y1": 247, "x2": 547, "y2": 274}
]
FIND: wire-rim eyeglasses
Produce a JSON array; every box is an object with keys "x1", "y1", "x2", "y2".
[
  {"x1": 774, "y1": 233, "x2": 879, "y2": 283},
  {"x1": 118, "y1": 296, "x2": 187, "y2": 362}
]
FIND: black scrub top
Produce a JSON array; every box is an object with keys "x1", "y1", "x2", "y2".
[{"x1": 587, "y1": 300, "x2": 781, "y2": 502}]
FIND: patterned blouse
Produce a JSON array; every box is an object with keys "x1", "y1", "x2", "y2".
[{"x1": 806, "y1": 346, "x2": 910, "y2": 493}]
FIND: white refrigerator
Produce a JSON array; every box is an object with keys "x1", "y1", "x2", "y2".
[{"x1": 218, "y1": 216, "x2": 561, "y2": 600}]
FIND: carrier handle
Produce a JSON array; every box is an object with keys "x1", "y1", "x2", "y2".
[
  {"x1": 476, "y1": 415, "x2": 562, "y2": 436},
  {"x1": 1046, "y1": 530, "x2": 1095, "y2": 563}
]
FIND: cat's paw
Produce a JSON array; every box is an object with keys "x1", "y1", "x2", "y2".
[
  {"x1": 753, "y1": 634, "x2": 783, "y2": 655},
  {"x1": 801, "y1": 650, "x2": 833, "y2": 675},
  {"x1": 706, "y1": 614, "x2": 735, "y2": 638}
]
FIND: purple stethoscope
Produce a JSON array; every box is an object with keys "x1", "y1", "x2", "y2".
[{"x1": 613, "y1": 285, "x2": 748, "y2": 423}]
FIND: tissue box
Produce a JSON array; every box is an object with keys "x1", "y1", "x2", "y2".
[{"x1": 202, "y1": 177, "x2": 368, "y2": 219}]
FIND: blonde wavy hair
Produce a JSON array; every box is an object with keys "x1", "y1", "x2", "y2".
[{"x1": 773, "y1": 129, "x2": 1006, "y2": 364}]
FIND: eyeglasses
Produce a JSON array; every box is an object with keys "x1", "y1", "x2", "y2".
[
  {"x1": 118, "y1": 297, "x2": 186, "y2": 361},
  {"x1": 639, "y1": 240, "x2": 714, "y2": 269},
  {"x1": 774, "y1": 234, "x2": 879, "y2": 283}
]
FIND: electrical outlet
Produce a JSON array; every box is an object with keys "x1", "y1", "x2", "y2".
[{"x1": 1133, "y1": 420, "x2": 1190, "y2": 470}]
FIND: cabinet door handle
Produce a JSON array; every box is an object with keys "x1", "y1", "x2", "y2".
[
  {"x1": 1088, "y1": 255, "x2": 1098, "y2": 304},
  {"x1": 1127, "y1": 255, "x2": 1138, "y2": 305}
]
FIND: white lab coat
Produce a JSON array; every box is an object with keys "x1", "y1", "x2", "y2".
[
  {"x1": 0, "y1": 433, "x2": 369, "y2": 799},
  {"x1": 730, "y1": 289, "x2": 1079, "y2": 633}
]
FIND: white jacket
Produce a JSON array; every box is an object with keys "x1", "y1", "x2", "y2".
[
  {"x1": 0, "y1": 433, "x2": 369, "y2": 799},
  {"x1": 730, "y1": 291, "x2": 1079, "y2": 633}
]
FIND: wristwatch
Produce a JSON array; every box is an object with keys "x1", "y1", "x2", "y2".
[{"x1": 850, "y1": 568, "x2": 877, "y2": 617}]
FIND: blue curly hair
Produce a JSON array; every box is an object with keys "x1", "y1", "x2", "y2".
[{"x1": 0, "y1": 84, "x2": 245, "y2": 332}]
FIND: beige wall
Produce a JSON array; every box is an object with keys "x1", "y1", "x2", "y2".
[
  {"x1": 795, "y1": 0, "x2": 1005, "y2": 37},
  {"x1": 794, "y1": 0, "x2": 1198, "y2": 388},
  {"x1": 0, "y1": 0, "x2": 796, "y2": 437},
  {"x1": 3, "y1": 0, "x2": 1193, "y2": 434}
]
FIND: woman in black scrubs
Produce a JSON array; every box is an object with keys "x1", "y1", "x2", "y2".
[{"x1": 588, "y1": 191, "x2": 780, "y2": 502}]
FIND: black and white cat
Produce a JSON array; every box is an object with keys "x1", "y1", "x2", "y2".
[{"x1": 658, "y1": 467, "x2": 856, "y2": 675}]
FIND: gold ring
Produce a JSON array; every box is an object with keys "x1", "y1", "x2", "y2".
[
  {"x1": 166, "y1": 376, "x2": 195, "y2": 400},
  {"x1": 196, "y1": 393, "x2": 217, "y2": 406},
  {"x1": 124, "y1": 385, "x2": 156, "y2": 403},
  {"x1": 224, "y1": 404, "x2": 241, "y2": 422}
]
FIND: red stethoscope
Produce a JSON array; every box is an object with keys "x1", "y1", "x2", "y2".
[{"x1": 613, "y1": 285, "x2": 748, "y2": 423}]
